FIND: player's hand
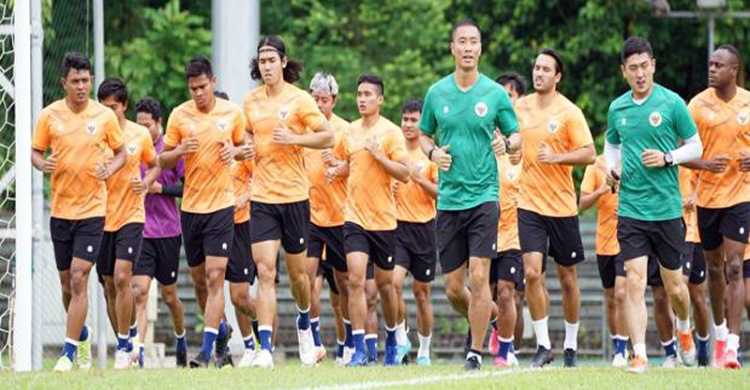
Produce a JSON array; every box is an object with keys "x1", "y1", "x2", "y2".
[
  {"x1": 508, "y1": 146, "x2": 522, "y2": 165},
  {"x1": 235, "y1": 197, "x2": 247, "y2": 210},
  {"x1": 737, "y1": 152, "x2": 750, "y2": 172},
  {"x1": 322, "y1": 149, "x2": 337, "y2": 166},
  {"x1": 597, "y1": 180, "x2": 612, "y2": 195},
  {"x1": 491, "y1": 130, "x2": 506, "y2": 157},
  {"x1": 431, "y1": 145, "x2": 452, "y2": 171},
  {"x1": 147, "y1": 181, "x2": 163, "y2": 194},
  {"x1": 181, "y1": 137, "x2": 199, "y2": 155},
  {"x1": 364, "y1": 136, "x2": 383, "y2": 159},
  {"x1": 606, "y1": 168, "x2": 620, "y2": 191},
  {"x1": 219, "y1": 139, "x2": 235, "y2": 164},
  {"x1": 131, "y1": 176, "x2": 149, "y2": 195},
  {"x1": 537, "y1": 142, "x2": 559, "y2": 164},
  {"x1": 272, "y1": 123, "x2": 298, "y2": 145},
  {"x1": 391, "y1": 180, "x2": 399, "y2": 197},
  {"x1": 641, "y1": 149, "x2": 666, "y2": 168},
  {"x1": 683, "y1": 192, "x2": 697, "y2": 211},
  {"x1": 42, "y1": 151, "x2": 58, "y2": 173},
  {"x1": 234, "y1": 142, "x2": 255, "y2": 161},
  {"x1": 704, "y1": 155, "x2": 731, "y2": 172},
  {"x1": 95, "y1": 161, "x2": 112, "y2": 181}
]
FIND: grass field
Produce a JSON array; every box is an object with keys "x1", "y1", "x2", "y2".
[{"x1": 2, "y1": 359, "x2": 749, "y2": 390}]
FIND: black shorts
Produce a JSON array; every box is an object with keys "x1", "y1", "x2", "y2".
[
  {"x1": 394, "y1": 220, "x2": 438, "y2": 283},
  {"x1": 617, "y1": 216, "x2": 684, "y2": 271},
  {"x1": 309, "y1": 224, "x2": 347, "y2": 272},
  {"x1": 518, "y1": 208, "x2": 585, "y2": 267},
  {"x1": 50, "y1": 216, "x2": 105, "y2": 271},
  {"x1": 437, "y1": 202, "x2": 499, "y2": 274},
  {"x1": 367, "y1": 262, "x2": 374, "y2": 280},
  {"x1": 343, "y1": 222, "x2": 395, "y2": 271},
  {"x1": 697, "y1": 203, "x2": 750, "y2": 251},
  {"x1": 134, "y1": 236, "x2": 182, "y2": 286},
  {"x1": 317, "y1": 259, "x2": 339, "y2": 295},
  {"x1": 251, "y1": 200, "x2": 310, "y2": 255},
  {"x1": 647, "y1": 252, "x2": 692, "y2": 287},
  {"x1": 515, "y1": 259, "x2": 526, "y2": 293},
  {"x1": 744, "y1": 260, "x2": 750, "y2": 278},
  {"x1": 181, "y1": 207, "x2": 234, "y2": 267},
  {"x1": 683, "y1": 242, "x2": 707, "y2": 285},
  {"x1": 227, "y1": 221, "x2": 256, "y2": 283},
  {"x1": 597, "y1": 254, "x2": 626, "y2": 289},
  {"x1": 490, "y1": 250, "x2": 522, "y2": 285},
  {"x1": 96, "y1": 223, "x2": 144, "y2": 279}
]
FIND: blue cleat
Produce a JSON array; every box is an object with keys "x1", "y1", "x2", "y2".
[
  {"x1": 347, "y1": 351, "x2": 369, "y2": 367},
  {"x1": 384, "y1": 344, "x2": 399, "y2": 366}
]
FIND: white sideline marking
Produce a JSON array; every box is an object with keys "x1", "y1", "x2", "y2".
[{"x1": 283, "y1": 368, "x2": 537, "y2": 390}]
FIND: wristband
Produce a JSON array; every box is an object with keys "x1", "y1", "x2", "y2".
[{"x1": 428, "y1": 147, "x2": 436, "y2": 161}]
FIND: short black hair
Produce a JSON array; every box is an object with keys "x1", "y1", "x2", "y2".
[
  {"x1": 61, "y1": 51, "x2": 92, "y2": 79},
  {"x1": 185, "y1": 55, "x2": 213, "y2": 80},
  {"x1": 716, "y1": 44, "x2": 742, "y2": 67},
  {"x1": 495, "y1": 71, "x2": 527, "y2": 96},
  {"x1": 214, "y1": 90, "x2": 229, "y2": 100},
  {"x1": 135, "y1": 97, "x2": 163, "y2": 122},
  {"x1": 401, "y1": 98, "x2": 424, "y2": 114},
  {"x1": 621, "y1": 37, "x2": 653, "y2": 64},
  {"x1": 539, "y1": 48, "x2": 563, "y2": 75},
  {"x1": 357, "y1": 74, "x2": 384, "y2": 96},
  {"x1": 96, "y1": 77, "x2": 128, "y2": 104},
  {"x1": 250, "y1": 35, "x2": 303, "y2": 83},
  {"x1": 451, "y1": 18, "x2": 481, "y2": 41}
]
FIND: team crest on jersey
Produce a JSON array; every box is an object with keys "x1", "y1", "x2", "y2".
[
  {"x1": 475, "y1": 102, "x2": 488, "y2": 118},
  {"x1": 126, "y1": 142, "x2": 137, "y2": 155},
  {"x1": 738, "y1": 112, "x2": 749, "y2": 126},
  {"x1": 548, "y1": 120, "x2": 560, "y2": 134},
  {"x1": 85, "y1": 121, "x2": 97, "y2": 135},
  {"x1": 217, "y1": 119, "x2": 229, "y2": 132},
  {"x1": 620, "y1": 118, "x2": 627, "y2": 126},
  {"x1": 506, "y1": 167, "x2": 519, "y2": 182},
  {"x1": 649, "y1": 111, "x2": 662, "y2": 128},
  {"x1": 443, "y1": 106, "x2": 450, "y2": 114},
  {"x1": 279, "y1": 106, "x2": 290, "y2": 121}
]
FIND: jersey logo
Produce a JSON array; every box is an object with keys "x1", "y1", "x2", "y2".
[
  {"x1": 217, "y1": 119, "x2": 230, "y2": 132},
  {"x1": 85, "y1": 121, "x2": 97, "y2": 135},
  {"x1": 443, "y1": 105, "x2": 450, "y2": 114},
  {"x1": 620, "y1": 118, "x2": 627, "y2": 126},
  {"x1": 738, "y1": 112, "x2": 749, "y2": 126},
  {"x1": 279, "y1": 106, "x2": 290, "y2": 121},
  {"x1": 548, "y1": 120, "x2": 560, "y2": 134},
  {"x1": 126, "y1": 142, "x2": 137, "y2": 155},
  {"x1": 475, "y1": 102, "x2": 488, "y2": 118},
  {"x1": 506, "y1": 167, "x2": 519, "y2": 182},
  {"x1": 649, "y1": 111, "x2": 662, "y2": 128}
]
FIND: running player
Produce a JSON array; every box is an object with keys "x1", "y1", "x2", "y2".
[
  {"x1": 32, "y1": 52, "x2": 126, "y2": 372},
  {"x1": 418, "y1": 19, "x2": 520, "y2": 370},
  {"x1": 605, "y1": 37, "x2": 701, "y2": 373},
  {"x1": 516, "y1": 48, "x2": 595, "y2": 368},
  {"x1": 96, "y1": 77, "x2": 160, "y2": 369},
  {"x1": 244, "y1": 36, "x2": 334, "y2": 368},
  {"x1": 391, "y1": 98, "x2": 438, "y2": 366},
  {"x1": 131, "y1": 97, "x2": 189, "y2": 368},
  {"x1": 685, "y1": 44, "x2": 749, "y2": 369},
  {"x1": 333, "y1": 74, "x2": 410, "y2": 367},
  {"x1": 159, "y1": 55, "x2": 249, "y2": 368}
]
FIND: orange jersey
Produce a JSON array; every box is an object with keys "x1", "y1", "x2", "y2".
[
  {"x1": 395, "y1": 146, "x2": 438, "y2": 223},
  {"x1": 679, "y1": 166, "x2": 700, "y2": 243},
  {"x1": 244, "y1": 83, "x2": 327, "y2": 204},
  {"x1": 497, "y1": 155, "x2": 521, "y2": 252},
  {"x1": 164, "y1": 98, "x2": 245, "y2": 214},
  {"x1": 516, "y1": 93, "x2": 594, "y2": 217},
  {"x1": 104, "y1": 121, "x2": 156, "y2": 231},
  {"x1": 306, "y1": 113, "x2": 349, "y2": 227},
  {"x1": 689, "y1": 87, "x2": 750, "y2": 208},
  {"x1": 580, "y1": 156, "x2": 619, "y2": 256},
  {"x1": 334, "y1": 116, "x2": 408, "y2": 231},
  {"x1": 32, "y1": 99, "x2": 124, "y2": 220},
  {"x1": 232, "y1": 160, "x2": 254, "y2": 224}
]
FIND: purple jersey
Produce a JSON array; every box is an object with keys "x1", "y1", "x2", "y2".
[{"x1": 142, "y1": 135, "x2": 183, "y2": 238}]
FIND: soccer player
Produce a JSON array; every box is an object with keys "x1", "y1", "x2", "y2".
[
  {"x1": 391, "y1": 98, "x2": 438, "y2": 366},
  {"x1": 604, "y1": 37, "x2": 701, "y2": 374},
  {"x1": 418, "y1": 19, "x2": 520, "y2": 370},
  {"x1": 684, "y1": 44, "x2": 749, "y2": 369},
  {"x1": 243, "y1": 36, "x2": 334, "y2": 368},
  {"x1": 579, "y1": 156, "x2": 629, "y2": 367},
  {"x1": 32, "y1": 52, "x2": 126, "y2": 372},
  {"x1": 305, "y1": 72, "x2": 350, "y2": 364},
  {"x1": 333, "y1": 74, "x2": 410, "y2": 367},
  {"x1": 516, "y1": 48, "x2": 595, "y2": 368},
  {"x1": 96, "y1": 78, "x2": 160, "y2": 369},
  {"x1": 131, "y1": 97, "x2": 189, "y2": 368},
  {"x1": 159, "y1": 55, "x2": 249, "y2": 368}
]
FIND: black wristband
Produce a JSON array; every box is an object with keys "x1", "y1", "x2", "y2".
[
  {"x1": 428, "y1": 147, "x2": 436, "y2": 161},
  {"x1": 504, "y1": 138, "x2": 511, "y2": 153}
]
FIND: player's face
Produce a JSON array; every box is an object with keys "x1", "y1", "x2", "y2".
[
  {"x1": 401, "y1": 110, "x2": 421, "y2": 141},
  {"x1": 136, "y1": 112, "x2": 161, "y2": 140},
  {"x1": 311, "y1": 91, "x2": 336, "y2": 118},
  {"x1": 258, "y1": 49, "x2": 286, "y2": 86},
  {"x1": 621, "y1": 53, "x2": 655, "y2": 98},
  {"x1": 532, "y1": 54, "x2": 560, "y2": 94},
  {"x1": 187, "y1": 73, "x2": 216, "y2": 111},
  {"x1": 451, "y1": 25, "x2": 482, "y2": 72},
  {"x1": 61, "y1": 68, "x2": 92, "y2": 105},
  {"x1": 100, "y1": 95, "x2": 127, "y2": 122},
  {"x1": 357, "y1": 82, "x2": 383, "y2": 117},
  {"x1": 708, "y1": 49, "x2": 737, "y2": 89},
  {"x1": 502, "y1": 83, "x2": 520, "y2": 105}
]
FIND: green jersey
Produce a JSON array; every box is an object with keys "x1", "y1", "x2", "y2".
[
  {"x1": 606, "y1": 83, "x2": 698, "y2": 221},
  {"x1": 419, "y1": 73, "x2": 519, "y2": 211}
]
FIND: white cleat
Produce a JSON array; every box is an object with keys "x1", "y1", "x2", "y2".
[
  {"x1": 54, "y1": 355, "x2": 74, "y2": 373},
  {"x1": 298, "y1": 328, "x2": 317, "y2": 366},
  {"x1": 507, "y1": 352, "x2": 520, "y2": 367},
  {"x1": 237, "y1": 349, "x2": 257, "y2": 368},
  {"x1": 77, "y1": 338, "x2": 92, "y2": 372},
  {"x1": 315, "y1": 346, "x2": 327, "y2": 363},
  {"x1": 612, "y1": 352, "x2": 628, "y2": 368},
  {"x1": 251, "y1": 349, "x2": 274, "y2": 369},
  {"x1": 662, "y1": 354, "x2": 683, "y2": 368},
  {"x1": 342, "y1": 346, "x2": 355, "y2": 365},
  {"x1": 114, "y1": 349, "x2": 131, "y2": 370}
]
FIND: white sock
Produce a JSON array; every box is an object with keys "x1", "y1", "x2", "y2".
[
  {"x1": 633, "y1": 343, "x2": 647, "y2": 360},
  {"x1": 396, "y1": 321, "x2": 408, "y2": 345},
  {"x1": 418, "y1": 333, "x2": 432, "y2": 358},
  {"x1": 563, "y1": 321, "x2": 579, "y2": 351},
  {"x1": 715, "y1": 320, "x2": 729, "y2": 341},
  {"x1": 676, "y1": 317, "x2": 690, "y2": 333},
  {"x1": 727, "y1": 334, "x2": 740, "y2": 352},
  {"x1": 532, "y1": 316, "x2": 551, "y2": 350}
]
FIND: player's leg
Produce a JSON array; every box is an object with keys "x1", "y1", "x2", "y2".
[
  {"x1": 160, "y1": 283, "x2": 187, "y2": 366},
  {"x1": 721, "y1": 236, "x2": 746, "y2": 369},
  {"x1": 652, "y1": 284, "x2": 678, "y2": 366},
  {"x1": 612, "y1": 274, "x2": 629, "y2": 366},
  {"x1": 60, "y1": 258, "x2": 96, "y2": 369},
  {"x1": 364, "y1": 271, "x2": 379, "y2": 363},
  {"x1": 330, "y1": 288, "x2": 345, "y2": 363},
  {"x1": 623, "y1": 255, "x2": 649, "y2": 373},
  {"x1": 333, "y1": 268, "x2": 352, "y2": 363},
  {"x1": 744, "y1": 260, "x2": 750, "y2": 322},
  {"x1": 230, "y1": 281, "x2": 257, "y2": 367},
  {"x1": 697, "y1": 206, "x2": 729, "y2": 366},
  {"x1": 306, "y1": 229, "x2": 325, "y2": 362},
  {"x1": 345, "y1": 250, "x2": 369, "y2": 366},
  {"x1": 112, "y1": 224, "x2": 143, "y2": 368},
  {"x1": 556, "y1": 263, "x2": 581, "y2": 367},
  {"x1": 685, "y1": 243, "x2": 710, "y2": 366},
  {"x1": 391, "y1": 264, "x2": 408, "y2": 362}
]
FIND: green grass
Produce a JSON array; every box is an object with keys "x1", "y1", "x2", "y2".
[{"x1": 2, "y1": 360, "x2": 749, "y2": 389}]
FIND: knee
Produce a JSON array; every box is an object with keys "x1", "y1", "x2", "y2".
[
  {"x1": 257, "y1": 263, "x2": 276, "y2": 286},
  {"x1": 114, "y1": 271, "x2": 131, "y2": 291},
  {"x1": 614, "y1": 286, "x2": 627, "y2": 306},
  {"x1": 558, "y1": 270, "x2": 578, "y2": 291},
  {"x1": 525, "y1": 266, "x2": 543, "y2": 286},
  {"x1": 230, "y1": 290, "x2": 246, "y2": 308},
  {"x1": 161, "y1": 289, "x2": 179, "y2": 307},
  {"x1": 288, "y1": 266, "x2": 308, "y2": 286},
  {"x1": 70, "y1": 270, "x2": 89, "y2": 293},
  {"x1": 445, "y1": 281, "x2": 464, "y2": 303},
  {"x1": 393, "y1": 282, "x2": 404, "y2": 298},
  {"x1": 468, "y1": 265, "x2": 487, "y2": 288},
  {"x1": 133, "y1": 285, "x2": 148, "y2": 303},
  {"x1": 726, "y1": 260, "x2": 742, "y2": 281},
  {"x1": 205, "y1": 267, "x2": 225, "y2": 288},
  {"x1": 367, "y1": 289, "x2": 380, "y2": 308},
  {"x1": 413, "y1": 286, "x2": 430, "y2": 306},
  {"x1": 497, "y1": 284, "x2": 514, "y2": 308}
]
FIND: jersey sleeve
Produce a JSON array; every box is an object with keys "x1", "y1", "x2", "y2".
[
  {"x1": 385, "y1": 129, "x2": 408, "y2": 162},
  {"x1": 605, "y1": 103, "x2": 621, "y2": 145},
  {"x1": 673, "y1": 97, "x2": 698, "y2": 140},
  {"x1": 232, "y1": 108, "x2": 246, "y2": 145},
  {"x1": 298, "y1": 93, "x2": 327, "y2": 132},
  {"x1": 333, "y1": 129, "x2": 348, "y2": 161},
  {"x1": 567, "y1": 108, "x2": 594, "y2": 150},
  {"x1": 140, "y1": 132, "x2": 157, "y2": 165},
  {"x1": 580, "y1": 164, "x2": 598, "y2": 194},
  {"x1": 495, "y1": 91, "x2": 520, "y2": 137},
  {"x1": 428, "y1": 161, "x2": 439, "y2": 183},
  {"x1": 104, "y1": 112, "x2": 124, "y2": 150},
  {"x1": 164, "y1": 110, "x2": 182, "y2": 148},
  {"x1": 418, "y1": 88, "x2": 437, "y2": 137},
  {"x1": 243, "y1": 97, "x2": 255, "y2": 135},
  {"x1": 31, "y1": 110, "x2": 51, "y2": 152}
]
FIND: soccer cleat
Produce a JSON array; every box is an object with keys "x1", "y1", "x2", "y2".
[
  {"x1": 176, "y1": 348, "x2": 188, "y2": 368},
  {"x1": 714, "y1": 339, "x2": 727, "y2": 369},
  {"x1": 136, "y1": 346, "x2": 145, "y2": 369},
  {"x1": 563, "y1": 348, "x2": 578, "y2": 368},
  {"x1": 507, "y1": 351, "x2": 519, "y2": 367},
  {"x1": 662, "y1": 354, "x2": 682, "y2": 368},
  {"x1": 396, "y1": 338, "x2": 411, "y2": 364},
  {"x1": 677, "y1": 330, "x2": 696, "y2": 367},
  {"x1": 251, "y1": 349, "x2": 274, "y2": 369},
  {"x1": 489, "y1": 328, "x2": 499, "y2": 356},
  {"x1": 214, "y1": 327, "x2": 232, "y2": 368},
  {"x1": 464, "y1": 355, "x2": 481, "y2": 371},
  {"x1": 214, "y1": 347, "x2": 234, "y2": 369},
  {"x1": 724, "y1": 349, "x2": 741, "y2": 370},
  {"x1": 114, "y1": 349, "x2": 131, "y2": 370},
  {"x1": 342, "y1": 346, "x2": 355, "y2": 365},
  {"x1": 347, "y1": 350, "x2": 369, "y2": 367},
  {"x1": 54, "y1": 355, "x2": 74, "y2": 373},
  {"x1": 384, "y1": 344, "x2": 399, "y2": 366},
  {"x1": 77, "y1": 338, "x2": 92, "y2": 371},
  {"x1": 531, "y1": 346, "x2": 554, "y2": 368},
  {"x1": 698, "y1": 352, "x2": 710, "y2": 367},
  {"x1": 627, "y1": 355, "x2": 648, "y2": 374},
  {"x1": 297, "y1": 328, "x2": 317, "y2": 366},
  {"x1": 612, "y1": 352, "x2": 628, "y2": 368},
  {"x1": 416, "y1": 356, "x2": 432, "y2": 366},
  {"x1": 237, "y1": 349, "x2": 257, "y2": 368},
  {"x1": 189, "y1": 352, "x2": 211, "y2": 368},
  {"x1": 315, "y1": 345, "x2": 327, "y2": 363},
  {"x1": 493, "y1": 356, "x2": 511, "y2": 368}
]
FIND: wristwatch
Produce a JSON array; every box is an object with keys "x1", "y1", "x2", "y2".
[{"x1": 664, "y1": 151, "x2": 674, "y2": 166}]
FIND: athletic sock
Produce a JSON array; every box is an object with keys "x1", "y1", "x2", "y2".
[
  {"x1": 243, "y1": 334, "x2": 256, "y2": 351},
  {"x1": 366, "y1": 334, "x2": 378, "y2": 361},
  {"x1": 490, "y1": 316, "x2": 498, "y2": 331},
  {"x1": 353, "y1": 330, "x2": 366, "y2": 355},
  {"x1": 344, "y1": 319, "x2": 354, "y2": 348},
  {"x1": 117, "y1": 334, "x2": 130, "y2": 352},
  {"x1": 662, "y1": 338, "x2": 677, "y2": 357},
  {"x1": 296, "y1": 304, "x2": 311, "y2": 331},
  {"x1": 129, "y1": 322, "x2": 138, "y2": 339},
  {"x1": 61, "y1": 338, "x2": 78, "y2": 361},
  {"x1": 258, "y1": 326, "x2": 273, "y2": 352},
  {"x1": 251, "y1": 319, "x2": 259, "y2": 340},
  {"x1": 418, "y1": 333, "x2": 432, "y2": 359},
  {"x1": 175, "y1": 331, "x2": 187, "y2": 352},
  {"x1": 395, "y1": 321, "x2": 408, "y2": 346},
  {"x1": 336, "y1": 339, "x2": 345, "y2": 358},
  {"x1": 532, "y1": 316, "x2": 551, "y2": 350},
  {"x1": 613, "y1": 335, "x2": 628, "y2": 356},
  {"x1": 727, "y1": 333, "x2": 740, "y2": 353},
  {"x1": 563, "y1": 321, "x2": 579, "y2": 351},
  {"x1": 498, "y1": 336, "x2": 513, "y2": 359},
  {"x1": 385, "y1": 326, "x2": 397, "y2": 348},
  {"x1": 676, "y1": 317, "x2": 690, "y2": 334},
  {"x1": 217, "y1": 320, "x2": 228, "y2": 339},
  {"x1": 467, "y1": 348, "x2": 482, "y2": 363},
  {"x1": 696, "y1": 333, "x2": 709, "y2": 358},
  {"x1": 310, "y1": 317, "x2": 322, "y2": 347},
  {"x1": 714, "y1": 320, "x2": 728, "y2": 341},
  {"x1": 200, "y1": 328, "x2": 219, "y2": 357},
  {"x1": 78, "y1": 325, "x2": 90, "y2": 342},
  {"x1": 633, "y1": 343, "x2": 647, "y2": 360}
]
